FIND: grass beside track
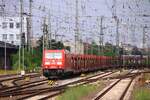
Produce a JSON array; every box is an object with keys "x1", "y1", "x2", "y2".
[
  {"x1": 132, "y1": 87, "x2": 150, "y2": 100},
  {"x1": 56, "y1": 84, "x2": 98, "y2": 100},
  {"x1": 56, "y1": 71, "x2": 112, "y2": 100},
  {"x1": 0, "y1": 70, "x2": 19, "y2": 75},
  {"x1": 132, "y1": 73, "x2": 150, "y2": 100},
  {"x1": 0, "y1": 69, "x2": 40, "y2": 75}
]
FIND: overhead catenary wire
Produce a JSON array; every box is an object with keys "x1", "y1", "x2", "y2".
[{"x1": 3, "y1": 0, "x2": 150, "y2": 49}]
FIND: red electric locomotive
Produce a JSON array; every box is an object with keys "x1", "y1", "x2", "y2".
[
  {"x1": 42, "y1": 49, "x2": 113, "y2": 78},
  {"x1": 42, "y1": 50, "x2": 65, "y2": 78}
]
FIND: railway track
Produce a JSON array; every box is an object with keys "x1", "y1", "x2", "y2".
[
  {"x1": 31, "y1": 90, "x2": 64, "y2": 100},
  {"x1": 0, "y1": 79, "x2": 48, "y2": 94},
  {"x1": 0, "y1": 73, "x2": 41, "y2": 90},
  {"x1": 0, "y1": 73, "x2": 40, "y2": 84},
  {"x1": 1, "y1": 70, "x2": 139, "y2": 100},
  {"x1": 0, "y1": 74, "x2": 18, "y2": 78},
  {"x1": 36, "y1": 70, "x2": 137, "y2": 100},
  {"x1": 0, "y1": 71, "x2": 105, "y2": 94},
  {"x1": 17, "y1": 71, "x2": 117, "y2": 100},
  {"x1": 93, "y1": 70, "x2": 139, "y2": 100},
  {"x1": 0, "y1": 72, "x2": 39, "y2": 78},
  {"x1": 0, "y1": 71, "x2": 115, "y2": 100},
  {"x1": 11, "y1": 74, "x2": 44, "y2": 86}
]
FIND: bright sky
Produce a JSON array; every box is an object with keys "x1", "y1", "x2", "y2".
[{"x1": 3, "y1": 0, "x2": 150, "y2": 48}]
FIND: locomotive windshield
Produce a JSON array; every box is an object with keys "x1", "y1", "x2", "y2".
[{"x1": 45, "y1": 52, "x2": 62, "y2": 59}]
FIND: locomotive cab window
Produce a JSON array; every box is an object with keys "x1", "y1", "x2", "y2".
[{"x1": 45, "y1": 52, "x2": 62, "y2": 59}]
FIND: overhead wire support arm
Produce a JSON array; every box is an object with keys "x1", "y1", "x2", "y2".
[
  {"x1": 28, "y1": 0, "x2": 33, "y2": 52},
  {"x1": 48, "y1": 9, "x2": 52, "y2": 49},
  {"x1": 20, "y1": 0, "x2": 25, "y2": 72},
  {"x1": 97, "y1": 16, "x2": 104, "y2": 55},
  {"x1": 75, "y1": 0, "x2": 79, "y2": 54}
]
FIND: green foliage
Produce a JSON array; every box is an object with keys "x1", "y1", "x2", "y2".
[
  {"x1": 57, "y1": 84, "x2": 97, "y2": 100},
  {"x1": 131, "y1": 46, "x2": 142, "y2": 55},
  {"x1": 11, "y1": 35, "x2": 70, "y2": 71},
  {"x1": 11, "y1": 48, "x2": 40, "y2": 71},
  {"x1": 85, "y1": 42, "x2": 117, "y2": 56},
  {"x1": 0, "y1": 70, "x2": 19, "y2": 75},
  {"x1": 38, "y1": 36, "x2": 69, "y2": 50},
  {"x1": 104, "y1": 51, "x2": 117, "y2": 56},
  {"x1": 65, "y1": 46, "x2": 71, "y2": 51},
  {"x1": 133, "y1": 87, "x2": 150, "y2": 100},
  {"x1": 50, "y1": 40, "x2": 64, "y2": 50}
]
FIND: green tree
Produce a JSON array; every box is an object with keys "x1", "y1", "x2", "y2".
[
  {"x1": 11, "y1": 35, "x2": 70, "y2": 71},
  {"x1": 85, "y1": 42, "x2": 118, "y2": 56},
  {"x1": 11, "y1": 48, "x2": 36, "y2": 70},
  {"x1": 103, "y1": 42, "x2": 117, "y2": 56},
  {"x1": 87, "y1": 41, "x2": 99, "y2": 55},
  {"x1": 131, "y1": 46, "x2": 142, "y2": 55}
]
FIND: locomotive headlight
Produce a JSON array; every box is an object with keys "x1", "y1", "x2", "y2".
[
  {"x1": 45, "y1": 62, "x2": 50, "y2": 65},
  {"x1": 57, "y1": 62, "x2": 62, "y2": 65}
]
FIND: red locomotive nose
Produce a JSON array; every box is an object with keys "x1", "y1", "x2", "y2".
[{"x1": 43, "y1": 49, "x2": 64, "y2": 69}]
